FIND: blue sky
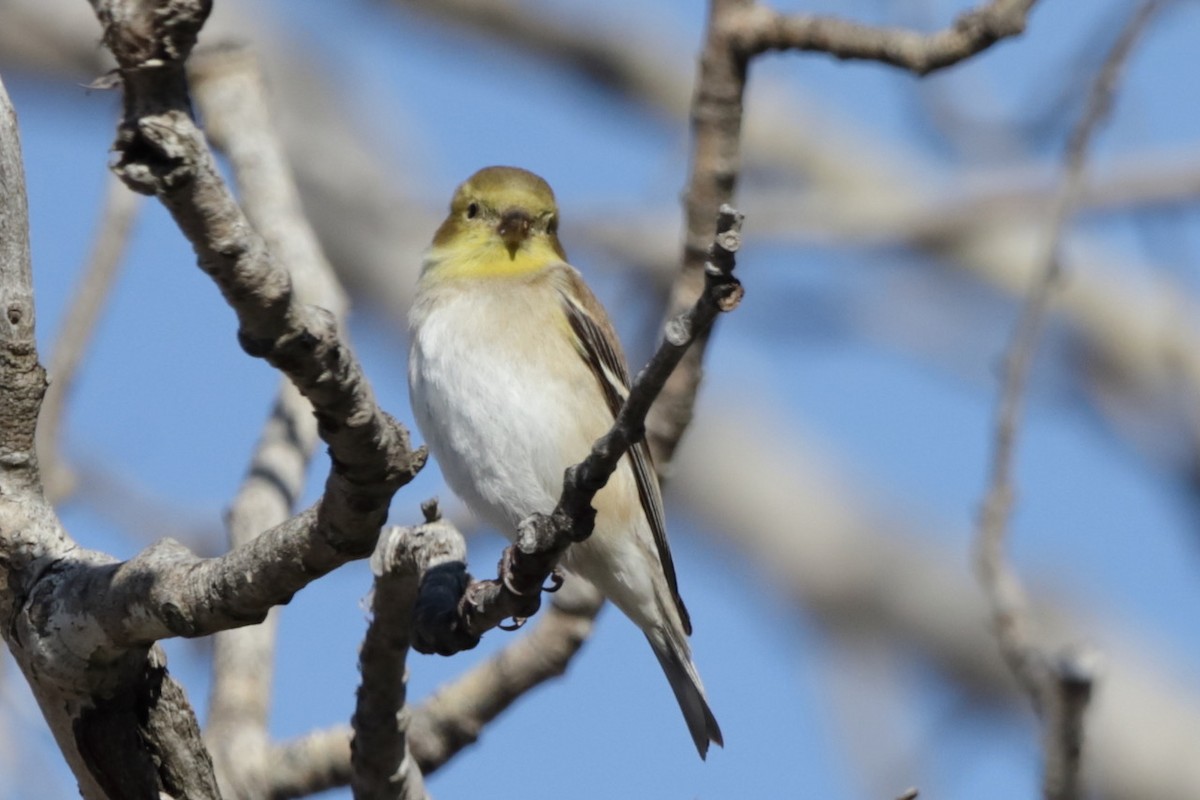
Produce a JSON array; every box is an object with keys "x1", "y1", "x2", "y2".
[{"x1": 3, "y1": 1, "x2": 1200, "y2": 798}]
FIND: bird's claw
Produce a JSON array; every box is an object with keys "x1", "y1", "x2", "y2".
[
  {"x1": 543, "y1": 569, "x2": 564, "y2": 593},
  {"x1": 499, "y1": 616, "x2": 527, "y2": 631}
]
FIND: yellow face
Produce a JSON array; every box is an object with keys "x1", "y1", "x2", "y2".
[{"x1": 428, "y1": 166, "x2": 567, "y2": 279}]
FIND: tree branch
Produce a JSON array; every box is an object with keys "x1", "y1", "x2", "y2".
[
  {"x1": 263, "y1": 576, "x2": 602, "y2": 797},
  {"x1": 0, "y1": 4, "x2": 425, "y2": 794},
  {"x1": 973, "y1": 4, "x2": 1164, "y2": 798},
  {"x1": 74, "y1": 0, "x2": 425, "y2": 649},
  {"x1": 350, "y1": 507, "x2": 438, "y2": 800},
  {"x1": 206, "y1": 382, "x2": 316, "y2": 798},
  {"x1": 0, "y1": 65, "x2": 221, "y2": 800},
  {"x1": 0, "y1": 79, "x2": 43, "y2": 495},
  {"x1": 728, "y1": 0, "x2": 1038, "y2": 75}
]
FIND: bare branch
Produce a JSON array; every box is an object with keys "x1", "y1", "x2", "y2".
[
  {"x1": 395, "y1": 0, "x2": 686, "y2": 113},
  {"x1": 647, "y1": 1, "x2": 753, "y2": 468},
  {"x1": 0, "y1": 77, "x2": 43, "y2": 494},
  {"x1": 263, "y1": 577, "x2": 602, "y2": 796},
  {"x1": 674, "y1": 401, "x2": 1200, "y2": 800},
  {"x1": 0, "y1": 66, "x2": 220, "y2": 800},
  {"x1": 649, "y1": 0, "x2": 1037, "y2": 466},
  {"x1": 410, "y1": 207, "x2": 743, "y2": 655},
  {"x1": 206, "y1": 384, "x2": 316, "y2": 796},
  {"x1": 974, "y1": 4, "x2": 1165, "y2": 799},
  {"x1": 350, "y1": 508, "x2": 440, "y2": 800},
  {"x1": 728, "y1": 0, "x2": 1038, "y2": 75},
  {"x1": 0, "y1": 5, "x2": 427, "y2": 793},
  {"x1": 37, "y1": 173, "x2": 140, "y2": 503},
  {"x1": 75, "y1": 0, "x2": 425, "y2": 647},
  {"x1": 189, "y1": 43, "x2": 349, "y2": 319}
]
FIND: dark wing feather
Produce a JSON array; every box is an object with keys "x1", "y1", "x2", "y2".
[{"x1": 558, "y1": 271, "x2": 692, "y2": 635}]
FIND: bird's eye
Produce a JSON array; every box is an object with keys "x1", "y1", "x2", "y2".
[{"x1": 466, "y1": 202, "x2": 480, "y2": 219}]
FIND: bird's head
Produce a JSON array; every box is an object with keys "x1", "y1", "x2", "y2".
[{"x1": 428, "y1": 166, "x2": 567, "y2": 278}]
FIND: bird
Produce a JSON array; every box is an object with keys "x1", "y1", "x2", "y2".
[{"x1": 407, "y1": 165, "x2": 723, "y2": 758}]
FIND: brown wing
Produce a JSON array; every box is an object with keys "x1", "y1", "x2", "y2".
[{"x1": 557, "y1": 268, "x2": 692, "y2": 635}]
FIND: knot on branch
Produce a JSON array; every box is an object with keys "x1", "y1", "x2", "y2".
[
  {"x1": 706, "y1": 204, "x2": 745, "y2": 312},
  {"x1": 112, "y1": 112, "x2": 198, "y2": 196},
  {"x1": 1053, "y1": 645, "x2": 1102, "y2": 702},
  {"x1": 97, "y1": 0, "x2": 213, "y2": 67},
  {"x1": 154, "y1": 0, "x2": 215, "y2": 62},
  {"x1": 705, "y1": 262, "x2": 744, "y2": 312}
]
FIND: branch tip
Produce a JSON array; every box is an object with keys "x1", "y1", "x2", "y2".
[{"x1": 420, "y1": 498, "x2": 442, "y2": 523}]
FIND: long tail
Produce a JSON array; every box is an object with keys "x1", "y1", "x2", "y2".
[{"x1": 648, "y1": 630, "x2": 723, "y2": 759}]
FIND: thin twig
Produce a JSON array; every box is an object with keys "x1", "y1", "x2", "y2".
[
  {"x1": 973, "y1": 3, "x2": 1164, "y2": 799},
  {"x1": 37, "y1": 173, "x2": 139, "y2": 503}
]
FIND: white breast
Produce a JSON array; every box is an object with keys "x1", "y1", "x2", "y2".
[{"x1": 408, "y1": 278, "x2": 607, "y2": 539}]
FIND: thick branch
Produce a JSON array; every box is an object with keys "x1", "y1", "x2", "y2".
[
  {"x1": 0, "y1": 5, "x2": 424, "y2": 794},
  {"x1": 0, "y1": 75, "x2": 43, "y2": 495}
]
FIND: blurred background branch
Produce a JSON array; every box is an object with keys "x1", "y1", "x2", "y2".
[{"x1": 974, "y1": 4, "x2": 1166, "y2": 797}]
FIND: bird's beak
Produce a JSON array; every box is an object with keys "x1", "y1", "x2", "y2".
[{"x1": 497, "y1": 209, "x2": 533, "y2": 256}]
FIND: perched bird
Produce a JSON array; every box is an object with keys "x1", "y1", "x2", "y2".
[{"x1": 408, "y1": 166, "x2": 723, "y2": 758}]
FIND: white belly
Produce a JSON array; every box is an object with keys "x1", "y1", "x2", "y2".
[
  {"x1": 409, "y1": 282, "x2": 604, "y2": 536},
  {"x1": 408, "y1": 274, "x2": 667, "y2": 631}
]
